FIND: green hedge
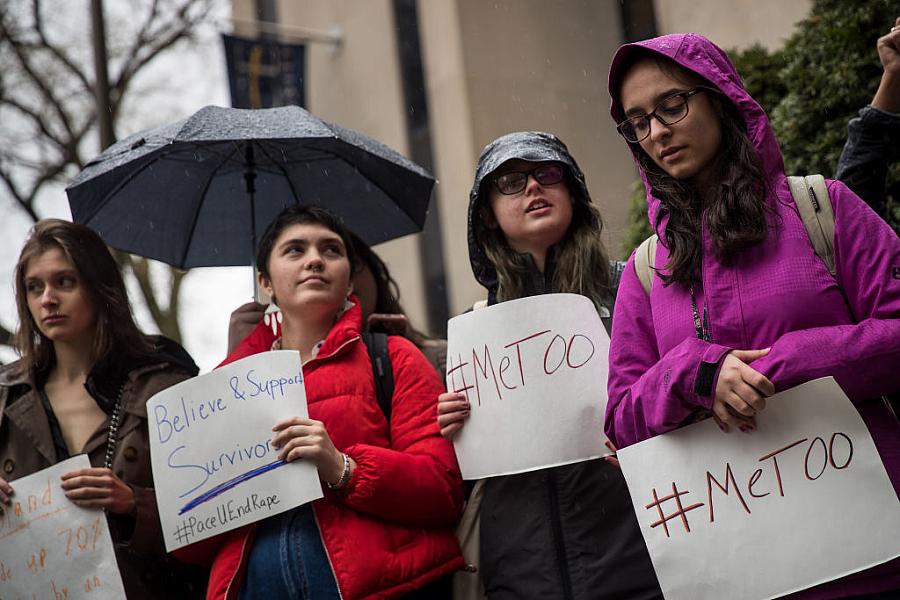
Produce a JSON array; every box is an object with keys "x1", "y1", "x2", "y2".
[{"x1": 623, "y1": 0, "x2": 899, "y2": 257}]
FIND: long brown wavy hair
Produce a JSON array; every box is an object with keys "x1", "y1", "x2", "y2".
[
  {"x1": 621, "y1": 53, "x2": 769, "y2": 286},
  {"x1": 475, "y1": 172, "x2": 613, "y2": 313},
  {"x1": 14, "y1": 219, "x2": 151, "y2": 378}
]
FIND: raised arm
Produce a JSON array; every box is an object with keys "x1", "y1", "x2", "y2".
[{"x1": 835, "y1": 19, "x2": 900, "y2": 218}]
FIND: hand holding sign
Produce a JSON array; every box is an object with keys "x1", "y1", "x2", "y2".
[
  {"x1": 436, "y1": 392, "x2": 470, "y2": 439},
  {"x1": 0, "y1": 477, "x2": 12, "y2": 507},
  {"x1": 445, "y1": 294, "x2": 611, "y2": 479},
  {"x1": 0, "y1": 456, "x2": 126, "y2": 599},
  {"x1": 617, "y1": 378, "x2": 900, "y2": 600},
  {"x1": 271, "y1": 416, "x2": 349, "y2": 485},
  {"x1": 713, "y1": 348, "x2": 774, "y2": 431},
  {"x1": 60, "y1": 467, "x2": 134, "y2": 513},
  {"x1": 148, "y1": 350, "x2": 323, "y2": 551}
]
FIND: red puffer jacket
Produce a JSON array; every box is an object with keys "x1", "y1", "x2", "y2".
[{"x1": 177, "y1": 303, "x2": 464, "y2": 599}]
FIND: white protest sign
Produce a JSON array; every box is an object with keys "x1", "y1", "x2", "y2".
[
  {"x1": 148, "y1": 350, "x2": 323, "y2": 551},
  {"x1": 0, "y1": 455, "x2": 126, "y2": 599},
  {"x1": 446, "y1": 293, "x2": 610, "y2": 479},
  {"x1": 617, "y1": 377, "x2": 900, "y2": 600}
]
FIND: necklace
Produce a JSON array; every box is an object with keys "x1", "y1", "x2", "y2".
[{"x1": 102, "y1": 382, "x2": 127, "y2": 470}]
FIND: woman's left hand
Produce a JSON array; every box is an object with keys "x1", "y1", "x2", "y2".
[
  {"x1": 271, "y1": 417, "x2": 350, "y2": 485},
  {"x1": 60, "y1": 467, "x2": 135, "y2": 514}
]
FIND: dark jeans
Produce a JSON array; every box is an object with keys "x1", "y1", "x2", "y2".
[{"x1": 238, "y1": 506, "x2": 340, "y2": 600}]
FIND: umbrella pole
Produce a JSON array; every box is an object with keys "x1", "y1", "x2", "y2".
[{"x1": 244, "y1": 143, "x2": 263, "y2": 302}]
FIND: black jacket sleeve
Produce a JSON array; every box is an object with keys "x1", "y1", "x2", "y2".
[{"x1": 835, "y1": 105, "x2": 900, "y2": 220}]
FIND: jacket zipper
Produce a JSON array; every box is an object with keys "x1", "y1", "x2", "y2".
[
  {"x1": 303, "y1": 335, "x2": 360, "y2": 372},
  {"x1": 312, "y1": 505, "x2": 345, "y2": 600},
  {"x1": 546, "y1": 469, "x2": 574, "y2": 599},
  {"x1": 224, "y1": 530, "x2": 254, "y2": 600},
  {"x1": 291, "y1": 337, "x2": 359, "y2": 600},
  {"x1": 218, "y1": 336, "x2": 363, "y2": 598}
]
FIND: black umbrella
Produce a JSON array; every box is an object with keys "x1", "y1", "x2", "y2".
[{"x1": 66, "y1": 105, "x2": 435, "y2": 268}]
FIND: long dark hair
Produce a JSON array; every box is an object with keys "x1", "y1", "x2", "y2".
[
  {"x1": 14, "y1": 219, "x2": 151, "y2": 378},
  {"x1": 475, "y1": 171, "x2": 613, "y2": 312},
  {"x1": 350, "y1": 233, "x2": 429, "y2": 346},
  {"x1": 622, "y1": 53, "x2": 769, "y2": 286}
]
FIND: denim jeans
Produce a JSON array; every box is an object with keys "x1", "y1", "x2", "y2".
[{"x1": 238, "y1": 505, "x2": 340, "y2": 599}]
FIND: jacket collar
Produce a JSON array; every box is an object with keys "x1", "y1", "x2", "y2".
[
  {"x1": 0, "y1": 362, "x2": 32, "y2": 390},
  {"x1": 0, "y1": 363, "x2": 58, "y2": 465},
  {"x1": 222, "y1": 298, "x2": 363, "y2": 368}
]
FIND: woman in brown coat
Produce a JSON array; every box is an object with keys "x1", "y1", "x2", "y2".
[{"x1": 0, "y1": 219, "x2": 206, "y2": 598}]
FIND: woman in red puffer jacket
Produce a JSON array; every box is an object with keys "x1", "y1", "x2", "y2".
[{"x1": 178, "y1": 205, "x2": 463, "y2": 600}]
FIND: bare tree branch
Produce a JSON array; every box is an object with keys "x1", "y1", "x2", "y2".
[
  {"x1": 0, "y1": 10, "x2": 78, "y2": 141},
  {"x1": 32, "y1": 0, "x2": 94, "y2": 93},
  {"x1": 3, "y1": 96, "x2": 69, "y2": 153},
  {"x1": 0, "y1": 0, "x2": 215, "y2": 350},
  {"x1": 122, "y1": 254, "x2": 183, "y2": 343},
  {"x1": 113, "y1": 0, "x2": 214, "y2": 109},
  {"x1": 0, "y1": 163, "x2": 40, "y2": 221}
]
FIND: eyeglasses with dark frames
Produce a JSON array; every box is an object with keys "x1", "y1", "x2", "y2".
[
  {"x1": 616, "y1": 88, "x2": 710, "y2": 143},
  {"x1": 493, "y1": 164, "x2": 565, "y2": 195}
]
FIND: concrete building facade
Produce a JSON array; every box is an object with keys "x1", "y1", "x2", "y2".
[{"x1": 232, "y1": 0, "x2": 812, "y2": 335}]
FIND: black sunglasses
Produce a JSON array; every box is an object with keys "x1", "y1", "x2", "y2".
[{"x1": 493, "y1": 164, "x2": 565, "y2": 195}]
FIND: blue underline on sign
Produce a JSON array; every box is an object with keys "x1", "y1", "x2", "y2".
[{"x1": 178, "y1": 459, "x2": 289, "y2": 515}]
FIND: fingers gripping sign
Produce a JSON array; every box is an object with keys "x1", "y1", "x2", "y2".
[
  {"x1": 713, "y1": 348, "x2": 774, "y2": 433},
  {"x1": 60, "y1": 467, "x2": 135, "y2": 514},
  {"x1": 270, "y1": 416, "x2": 354, "y2": 487},
  {"x1": 0, "y1": 477, "x2": 13, "y2": 511},
  {"x1": 436, "y1": 391, "x2": 470, "y2": 439}
]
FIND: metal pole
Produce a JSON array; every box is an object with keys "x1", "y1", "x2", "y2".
[
  {"x1": 392, "y1": 0, "x2": 450, "y2": 337},
  {"x1": 90, "y1": 0, "x2": 116, "y2": 149},
  {"x1": 244, "y1": 143, "x2": 265, "y2": 300}
]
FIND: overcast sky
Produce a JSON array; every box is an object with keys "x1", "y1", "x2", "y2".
[{"x1": 0, "y1": 1, "x2": 253, "y2": 372}]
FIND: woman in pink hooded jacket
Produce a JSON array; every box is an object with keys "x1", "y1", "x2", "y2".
[{"x1": 606, "y1": 33, "x2": 900, "y2": 598}]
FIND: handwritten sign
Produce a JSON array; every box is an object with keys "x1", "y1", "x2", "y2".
[
  {"x1": 148, "y1": 350, "x2": 322, "y2": 551},
  {"x1": 617, "y1": 377, "x2": 900, "y2": 600},
  {"x1": 446, "y1": 294, "x2": 610, "y2": 479},
  {"x1": 0, "y1": 456, "x2": 126, "y2": 599}
]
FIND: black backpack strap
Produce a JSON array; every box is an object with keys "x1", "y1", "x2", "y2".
[{"x1": 361, "y1": 332, "x2": 394, "y2": 422}]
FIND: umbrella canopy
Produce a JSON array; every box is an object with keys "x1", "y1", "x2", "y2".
[{"x1": 66, "y1": 105, "x2": 435, "y2": 268}]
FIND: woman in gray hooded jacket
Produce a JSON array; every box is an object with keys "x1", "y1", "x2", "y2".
[{"x1": 437, "y1": 131, "x2": 662, "y2": 600}]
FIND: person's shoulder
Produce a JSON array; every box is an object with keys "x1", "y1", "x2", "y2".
[
  {"x1": 825, "y1": 178, "x2": 882, "y2": 219},
  {"x1": 115, "y1": 337, "x2": 198, "y2": 399},
  {"x1": 385, "y1": 334, "x2": 423, "y2": 359},
  {"x1": 146, "y1": 335, "x2": 199, "y2": 376},
  {"x1": 386, "y1": 335, "x2": 443, "y2": 379},
  {"x1": 0, "y1": 360, "x2": 28, "y2": 389}
]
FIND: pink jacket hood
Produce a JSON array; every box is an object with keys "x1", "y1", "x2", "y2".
[{"x1": 607, "y1": 33, "x2": 785, "y2": 228}]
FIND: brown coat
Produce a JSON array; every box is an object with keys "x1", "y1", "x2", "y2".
[{"x1": 0, "y1": 347, "x2": 207, "y2": 599}]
